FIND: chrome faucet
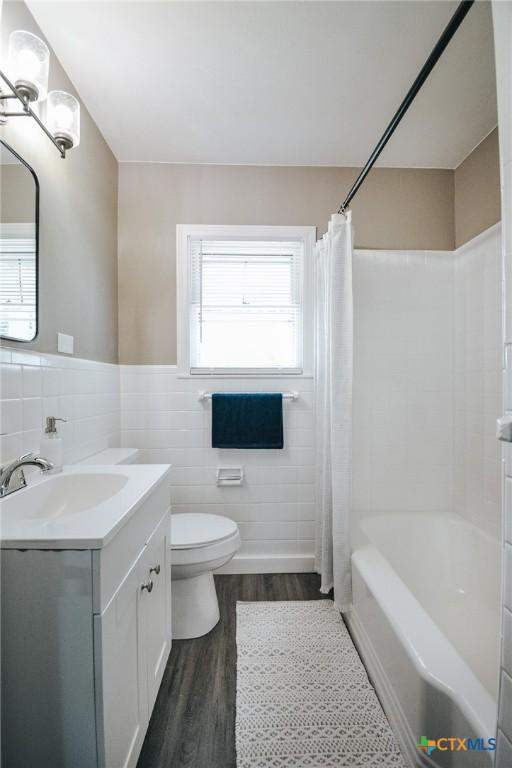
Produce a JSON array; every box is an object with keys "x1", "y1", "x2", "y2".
[{"x1": 0, "y1": 453, "x2": 54, "y2": 498}]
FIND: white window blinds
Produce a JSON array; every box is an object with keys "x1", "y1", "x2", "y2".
[
  {"x1": 189, "y1": 239, "x2": 304, "y2": 372},
  {"x1": 0, "y1": 237, "x2": 36, "y2": 339}
]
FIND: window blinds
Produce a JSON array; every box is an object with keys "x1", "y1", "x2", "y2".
[
  {"x1": 189, "y1": 239, "x2": 303, "y2": 372},
  {"x1": 0, "y1": 237, "x2": 36, "y2": 338}
]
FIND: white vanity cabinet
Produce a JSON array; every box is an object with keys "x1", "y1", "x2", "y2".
[
  {"x1": 1, "y1": 465, "x2": 172, "y2": 768},
  {"x1": 94, "y1": 513, "x2": 172, "y2": 768}
]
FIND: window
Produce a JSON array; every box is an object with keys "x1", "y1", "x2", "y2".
[{"x1": 177, "y1": 226, "x2": 315, "y2": 375}]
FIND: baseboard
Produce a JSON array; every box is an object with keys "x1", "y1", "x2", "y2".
[
  {"x1": 346, "y1": 609, "x2": 436, "y2": 768},
  {"x1": 216, "y1": 554, "x2": 315, "y2": 574}
]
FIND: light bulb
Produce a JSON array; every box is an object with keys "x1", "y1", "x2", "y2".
[
  {"x1": 8, "y1": 30, "x2": 50, "y2": 103},
  {"x1": 53, "y1": 104, "x2": 73, "y2": 131},
  {"x1": 46, "y1": 91, "x2": 80, "y2": 150},
  {"x1": 16, "y1": 49, "x2": 40, "y2": 82}
]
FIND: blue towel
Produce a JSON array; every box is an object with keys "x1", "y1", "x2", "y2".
[{"x1": 211, "y1": 393, "x2": 284, "y2": 449}]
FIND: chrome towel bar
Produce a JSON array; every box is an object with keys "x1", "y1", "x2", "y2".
[{"x1": 199, "y1": 391, "x2": 298, "y2": 402}]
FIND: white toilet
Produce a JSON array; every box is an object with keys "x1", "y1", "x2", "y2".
[{"x1": 170, "y1": 513, "x2": 241, "y2": 639}]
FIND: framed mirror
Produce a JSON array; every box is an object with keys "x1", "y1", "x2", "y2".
[{"x1": 0, "y1": 140, "x2": 39, "y2": 342}]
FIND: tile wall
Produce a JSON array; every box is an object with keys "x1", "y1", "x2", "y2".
[
  {"x1": 0, "y1": 347, "x2": 120, "y2": 466},
  {"x1": 119, "y1": 369, "x2": 316, "y2": 571}
]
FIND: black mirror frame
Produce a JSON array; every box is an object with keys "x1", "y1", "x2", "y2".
[{"x1": 0, "y1": 138, "x2": 39, "y2": 343}]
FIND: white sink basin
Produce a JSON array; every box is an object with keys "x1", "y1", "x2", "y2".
[
  {"x1": 13, "y1": 473, "x2": 129, "y2": 522},
  {"x1": 0, "y1": 465, "x2": 170, "y2": 549}
]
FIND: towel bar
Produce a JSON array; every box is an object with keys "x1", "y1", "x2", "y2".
[{"x1": 199, "y1": 391, "x2": 298, "y2": 402}]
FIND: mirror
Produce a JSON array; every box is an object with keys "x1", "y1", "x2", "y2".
[{"x1": 0, "y1": 140, "x2": 38, "y2": 342}]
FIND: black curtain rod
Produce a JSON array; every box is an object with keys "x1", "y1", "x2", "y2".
[{"x1": 338, "y1": 0, "x2": 474, "y2": 214}]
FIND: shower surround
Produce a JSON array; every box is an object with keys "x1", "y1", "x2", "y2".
[{"x1": 350, "y1": 224, "x2": 502, "y2": 766}]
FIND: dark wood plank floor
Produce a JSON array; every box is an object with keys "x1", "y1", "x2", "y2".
[{"x1": 137, "y1": 572, "x2": 331, "y2": 768}]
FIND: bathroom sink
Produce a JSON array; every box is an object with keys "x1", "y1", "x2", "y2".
[
  {"x1": 0, "y1": 465, "x2": 170, "y2": 549},
  {"x1": 13, "y1": 473, "x2": 129, "y2": 522}
]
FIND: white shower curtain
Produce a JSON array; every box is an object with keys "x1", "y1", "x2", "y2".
[{"x1": 315, "y1": 212, "x2": 353, "y2": 612}]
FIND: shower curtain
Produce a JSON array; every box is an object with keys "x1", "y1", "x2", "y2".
[{"x1": 315, "y1": 212, "x2": 353, "y2": 612}]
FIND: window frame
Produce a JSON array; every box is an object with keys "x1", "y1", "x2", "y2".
[{"x1": 176, "y1": 224, "x2": 316, "y2": 377}]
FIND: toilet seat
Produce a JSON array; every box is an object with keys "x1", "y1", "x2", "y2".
[
  {"x1": 171, "y1": 513, "x2": 241, "y2": 569},
  {"x1": 171, "y1": 513, "x2": 238, "y2": 549}
]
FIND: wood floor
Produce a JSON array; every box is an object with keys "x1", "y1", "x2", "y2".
[{"x1": 136, "y1": 572, "x2": 331, "y2": 768}]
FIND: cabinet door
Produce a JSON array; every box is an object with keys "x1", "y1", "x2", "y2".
[
  {"x1": 94, "y1": 547, "x2": 148, "y2": 768},
  {"x1": 141, "y1": 512, "x2": 172, "y2": 712}
]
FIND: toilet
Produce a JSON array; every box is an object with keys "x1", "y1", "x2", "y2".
[{"x1": 170, "y1": 513, "x2": 241, "y2": 639}]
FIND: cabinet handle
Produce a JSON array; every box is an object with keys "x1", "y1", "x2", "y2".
[
  {"x1": 141, "y1": 580, "x2": 153, "y2": 593},
  {"x1": 150, "y1": 564, "x2": 161, "y2": 576}
]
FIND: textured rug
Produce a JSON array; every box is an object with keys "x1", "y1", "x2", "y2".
[{"x1": 236, "y1": 600, "x2": 405, "y2": 768}]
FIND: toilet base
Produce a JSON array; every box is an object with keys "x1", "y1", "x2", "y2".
[{"x1": 171, "y1": 571, "x2": 220, "y2": 639}]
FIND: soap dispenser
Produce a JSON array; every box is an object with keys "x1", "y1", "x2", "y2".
[{"x1": 40, "y1": 416, "x2": 66, "y2": 472}]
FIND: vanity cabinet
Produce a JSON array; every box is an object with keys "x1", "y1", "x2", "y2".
[
  {"x1": 1, "y1": 473, "x2": 172, "y2": 768},
  {"x1": 94, "y1": 513, "x2": 172, "y2": 768}
]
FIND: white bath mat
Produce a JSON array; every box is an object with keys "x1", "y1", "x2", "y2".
[{"x1": 236, "y1": 600, "x2": 404, "y2": 768}]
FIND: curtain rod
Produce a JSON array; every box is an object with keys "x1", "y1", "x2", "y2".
[{"x1": 338, "y1": 0, "x2": 474, "y2": 214}]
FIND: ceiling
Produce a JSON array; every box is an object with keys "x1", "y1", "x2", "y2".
[{"x1": 26, "y1": 0, "x2": 497, "y2": 168}]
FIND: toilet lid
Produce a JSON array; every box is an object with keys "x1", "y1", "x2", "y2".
[{"x1": 171, "y1": 513, "x2": 238, "y2": 549}]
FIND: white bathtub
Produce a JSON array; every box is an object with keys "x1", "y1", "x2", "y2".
[{"x1": 347, "y1": 512, "x2": 500, "y2": 768}]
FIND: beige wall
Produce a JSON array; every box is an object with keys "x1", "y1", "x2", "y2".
[
  {"x1": 2, "y1": 0, "x2": 496, "y2": 366},
  {"x1": 1, "y1": 1, "x2": 118, "y2": 363},
  {"x1": 118, "y1": 163, "x2": 455, "y2": 364},
  {"x1": 454, "y1": 127, "x2": 501, "y2": 248}
]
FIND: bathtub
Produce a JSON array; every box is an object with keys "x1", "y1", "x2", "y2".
[{"x1": 346, "y1": 512, "x2": 500, "y2": 768}]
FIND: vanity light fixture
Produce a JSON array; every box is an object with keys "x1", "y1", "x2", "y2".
[
  {"x1": 0, "y1": 30, "x2": 81, "y2": 158},
  {"x1": 8, "y1": 30, "x2": 49, "y2": 103}
]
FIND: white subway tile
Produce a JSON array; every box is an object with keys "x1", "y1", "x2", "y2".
[
  {"x1": 121, "y1": 410, "x2": 204, "y2": 430},
  {"x1": 22, "y1": 429, "x2": 41, "y2": 454},
  {"x1": 121, "y1": 429, "x2": 204, "y2": 449},
  {"x1": 298, "y1": 521, "x2": 315, "y2": 539},
  {"x1": 22, "y1": 366, "x2": 42, "y2": 398},
  {"x1": 238, "y1": 522, "x2": 297, "y2": 540},
  {"x1": 0, "y1": 400, "x2": 22, "y2": 435},
  {"x1": 0, "y1": 433, "x2": 22, "y2": 464},
  {"x1": 0, "y1": 364, "x2": 22, "y2": 399},
  {"x1": 296, "y1": 539, "x2": 315, "y2": 556},
  {"x1": 170, "y1": 502, "x2": 315, "y2": 523},
  {"x1": 169, "y1": 466, "x2": 217, "y2": 485},
  {"x1": 239, "y1": 539, "x2": 300, "y2": 557},
  {"x1": 22, "y1": 398, "x2": 43, "y2": 432},
  {"x1": 286, "y1": 429, "x2": 314, "y2": 448},
  {"x1": 169, "y1": 483, "x2": 305, "y2": 505},
  {"x1": 10, "y1": 350, "x2": 40, "y2": 366},
  {"x1": 42, "y1": 367, "x2": 63, "y2": 397}
]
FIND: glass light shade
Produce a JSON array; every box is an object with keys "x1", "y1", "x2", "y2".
[
  {"x1": 46, "y1": 91, "x2": 80, "y2": 150},
  {"x1": 8, "y1": 30, "x2": 50, "y2": 102}
]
